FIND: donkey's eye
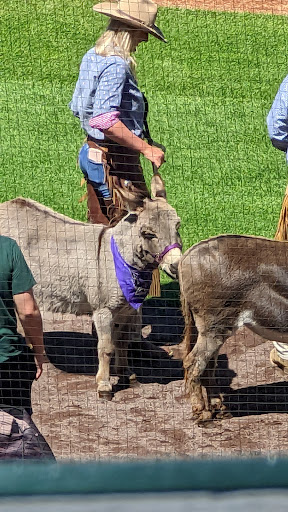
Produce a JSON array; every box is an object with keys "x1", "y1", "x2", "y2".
[{"x1": 143, "y1": 231, "x2": 157, "y2": 240}]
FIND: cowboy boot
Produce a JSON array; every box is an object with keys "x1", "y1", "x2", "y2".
[
  {"x1": 270, "y1": 347, "x2": 288, "y2": 374},
  {"x1": 87, "y1": 184, "x2": 109, "y2": 225}
]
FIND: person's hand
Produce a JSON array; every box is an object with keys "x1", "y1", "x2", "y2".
[
  {"x1": 34, "y1": 353, "x2": 48, "y2": 380},
  {"x1": 142, "y1": 145, "x2": 165, "y2": 169}
]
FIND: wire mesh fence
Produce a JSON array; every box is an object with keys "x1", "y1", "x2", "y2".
[{"x1": 2, "y1": 0, "x2": 288, "y2": 461}]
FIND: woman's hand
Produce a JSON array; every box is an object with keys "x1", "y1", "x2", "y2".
[
  {"x1": 142, "y1": 145, "x2": 165, "y2": 169},
  {"x1": 34, "y1": 353, "x2": 49, "y2": 380},
  {"x1": 104, "y1": 122, "x2": 166, "y2": 169}
]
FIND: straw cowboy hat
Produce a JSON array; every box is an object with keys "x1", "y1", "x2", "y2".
[{"x1": 93, "y1": 0, "x2": 166, "y2": 42}]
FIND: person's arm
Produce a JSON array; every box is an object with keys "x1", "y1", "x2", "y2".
[
  {"x1": 13, "y1": 289, "x2": 45, "y2": 380},
  {"x1": 103, "y1": 120, "x2": 165, "y2": 169},
  {"x1": 91, "y1": 58, "x2": 165, "y2": 168},
  {"x1": 267, "y1": 75, "x2": 288, "y2": 152}
]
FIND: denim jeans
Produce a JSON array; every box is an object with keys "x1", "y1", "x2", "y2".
[{"x1": 78, "y1": 143, "x2": 111, "y2": 199}]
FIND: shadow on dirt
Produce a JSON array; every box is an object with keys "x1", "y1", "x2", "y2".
[
  {"x1": 44, "y1": 330, "x2": 288, "y2": 415},
  {"x1": 200, "y1": 355, "x2": 288, "y2": 417},
  {"x1": 44, "y1": 281, "x2": 288, "y2": 414},
  {"x1": 44, "y1": 281, "x2": 184, "y2": 385},
  {"x1": 223, "y1": 382, "x2": 288, "y2": 416},
  {"x1": 142, "y1": 281, "x2": 184, "y2": 345},
  {"x1": 44, "y1": 331, "x2": 184, "y2": 385},
  {"x1": 187, "y1": 355, "x2": 288, "y2": 418}
]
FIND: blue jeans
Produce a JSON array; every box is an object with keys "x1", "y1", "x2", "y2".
[{"x1": 78, "y1": 143, "x2": 111, "y2": 199}]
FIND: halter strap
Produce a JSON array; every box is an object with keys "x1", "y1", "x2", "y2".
[{"x1": 153, "y1": 243, "x2": 182, "y2": 264}]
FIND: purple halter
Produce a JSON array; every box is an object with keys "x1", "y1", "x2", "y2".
[{"x1": 153, "y1": 243, "x2": 182, "y2": 264}]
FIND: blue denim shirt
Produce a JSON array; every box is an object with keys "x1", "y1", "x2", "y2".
[
  {"x1": 69, "y1": 48, "x2": 145, "y2": 140},
  {"x1": 267, "y1": 74, "x2": 288, "y2": 162}
]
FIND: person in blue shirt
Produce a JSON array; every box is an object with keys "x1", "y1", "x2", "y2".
[
  {"x1": 267, "y1": 74, "x2": 288, "y2": 370},
  {"x1": 70, "y1": 0, "x2": 166, "y2": 224},
  {"x1": 267, "y1": 74, "x2": 288, "y2": 159}
]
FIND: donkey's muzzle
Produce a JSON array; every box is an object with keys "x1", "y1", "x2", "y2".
[
  {"x1": 161, "y1": 261, "x2": 179, "y2": 280},
  {"x1": 160, "y1": 247, "x2": 182, "y2": 280},
  {"x1": 169, "y1": 261, "x2": 179, "y2": 279}
]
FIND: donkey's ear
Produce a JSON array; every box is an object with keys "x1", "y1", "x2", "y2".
[{"x1": 151, "y1": 173, "x2": 167, "y2": 200}]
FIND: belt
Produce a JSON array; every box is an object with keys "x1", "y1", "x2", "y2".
[
  {"x1": 86, "y1": 135, "x2": 109, "y2": 153},
  {"x1": 86, "y1": 135, "x2": 140, "y2": 157},
  {"x1": 87, "y1": 135, "x2": 109, "y2": 145}
]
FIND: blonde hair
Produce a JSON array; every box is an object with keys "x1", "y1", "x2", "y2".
[{"x1": 95, "y1": 20, "x2": 139, "y2": 75}]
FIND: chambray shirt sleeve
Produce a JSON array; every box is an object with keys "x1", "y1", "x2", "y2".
[
  {"x1": 267, "y1": 74, "x2": 288, "y2": 159},
  {"x1": 69, "y1": 51, "x2": 143, "y2": 138},
  {"x1": 93, "y1": 58, "x2": 127, "y2": 117}
]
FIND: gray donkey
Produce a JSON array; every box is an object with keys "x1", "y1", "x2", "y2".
[{"x1": 0, "y1": 175, "x2": 181, "y2": 398}]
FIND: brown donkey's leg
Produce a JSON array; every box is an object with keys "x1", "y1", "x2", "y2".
[
  {"x1": 202, "y1": 350, "x2": 232, "y2": 420},
  {"x1": 184, "y1": 327, "x2": 224, "y2": 423}
]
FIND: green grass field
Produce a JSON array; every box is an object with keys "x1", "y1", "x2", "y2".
[{"x1": 2, "y1": 1, "x2": 288, "y2": 251}]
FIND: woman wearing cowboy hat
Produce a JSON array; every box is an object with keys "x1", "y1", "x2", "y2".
[{"x1": 70, "y1": 0, "x2": 166, "y2": 224}]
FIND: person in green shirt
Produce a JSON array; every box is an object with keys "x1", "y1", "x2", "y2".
[{"x1": 0, "y1": 235, "x2": 46, "y2": 415}]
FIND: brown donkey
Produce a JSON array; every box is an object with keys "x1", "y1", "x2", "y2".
[{"x1": 178, "y1": 234, "x2": 288, "y2": 423}]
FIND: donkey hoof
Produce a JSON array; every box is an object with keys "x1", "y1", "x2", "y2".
[
  {"x1": 192, "y1": 409, "x2": 212, "y2": 422},
  {"x1": 98, "y1": 390, "x2": 113, "y2": 401},
  {"x1": 129, "y1": 373, "x2": 140, "y2": 388},
  {"x1": 211, "y1": 398, "x2": 222, "y2": 411},
  {"x1": 201, "y1": 410, "x2": 213, "y2": 421},
  {"x1": 97, "y1": 380, "x2": 113, "y2": 400},
  {"x1": 192, "y1": 403, "x2": 205, "y2": 416},
  {"x1": 214, "y1": 402, "x2": 232, "y2": 419},
  {"x1": 197, "y1": 410, "x2": 214, "y2": 427},
  {"x1": 215, "y1": 410, "x2": 233, "y2": 420}
]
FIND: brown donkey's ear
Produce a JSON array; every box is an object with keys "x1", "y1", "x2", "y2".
[{"x1": 151, "y1": 173, "x2": 167, "y2": 200}]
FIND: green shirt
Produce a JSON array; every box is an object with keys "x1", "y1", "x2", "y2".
[{"x1": 0, "y1": 236, "x2": 36, "y2": 362}]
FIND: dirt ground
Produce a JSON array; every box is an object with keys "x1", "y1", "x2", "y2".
[
  {"x1": 157, "y1": 0, "x2": 288, "y2": 15},
  {"x1": 31, "y1": 308, "x2": 288, "y2": 461},
  {"x1": 31, "y1": 0, "x2": 288, "y2": 461}
]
